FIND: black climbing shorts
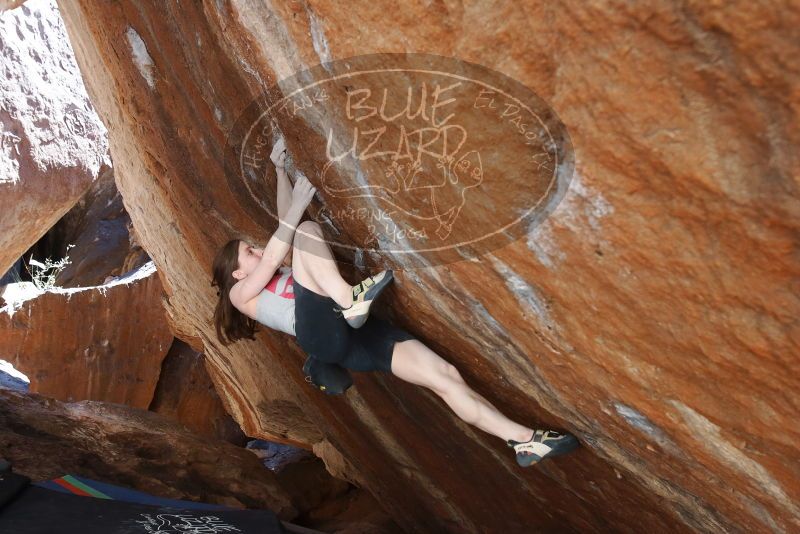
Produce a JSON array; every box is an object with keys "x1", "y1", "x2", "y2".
[{"x1": 294, "y1": 277, "x2": 416, "y2": 373}]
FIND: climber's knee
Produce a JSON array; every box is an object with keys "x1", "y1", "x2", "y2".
[
  {"x1": 293, "y1": 220, "x2": 326, "y2": 257},
  {"x1": 445, "y1": 362, "x2": 465, "y2": 383},
  {"x1": 433, "y1": 362, "x2": 466, "y2": 396},
  {"x1": 294, "y1": 220, "x2": 323, "y2": 244}
]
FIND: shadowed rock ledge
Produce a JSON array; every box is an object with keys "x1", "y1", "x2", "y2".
[{"x1": 0, "y1": 387, "x2": 296, "y2": 516}]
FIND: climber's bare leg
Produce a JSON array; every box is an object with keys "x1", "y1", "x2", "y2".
[
  {"x1": 291, "y1": 220, "x2": 353, "y2": 309},
  {"x1": 390, "y1": 339, "x2": 534, "y2": 443}
]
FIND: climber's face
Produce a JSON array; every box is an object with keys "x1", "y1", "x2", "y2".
[{"x1": 233, "y1": 241, "x2": 263, "y2": 280}]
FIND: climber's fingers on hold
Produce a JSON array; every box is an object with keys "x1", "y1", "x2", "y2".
[{"x1": 269, "y1": 137, "x2": 286, "y2": 166}]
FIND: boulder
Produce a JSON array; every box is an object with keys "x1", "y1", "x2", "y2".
[
  {"x1": 48, "y1": 164, "x2": 149, "y2": 288},
  {"x1": 0, "y1": 0, "x2": 109, "y2": 276},
  {"x1": 149, "y1": 339, "x2": 247, "y2": 445},
  {"x1": 0, "y1": 262, "x2": 172, "y2": 408},
  {"x1": 0, "y1": 387, "x2": 296, "y2": 515},
  {"x1": 9, "y1": 162, "x2": 149, "y2": 289},
  {"x1": 53, "y1": 1, "x2": 800, "y2": 532}
]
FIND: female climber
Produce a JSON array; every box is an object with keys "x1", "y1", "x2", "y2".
[{"x1": 210, "y1": 138, "x2": 579, "y2": 467}]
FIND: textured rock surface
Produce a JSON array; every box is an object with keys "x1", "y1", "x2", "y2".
[
  {"x1": 54, "y1": 1, "x2": 799, "y2": 532},
  {"x1": 150, "y1": 339, "x2": 247, "y2": 444},
  {"x1": 0, "y1": 387, "x2": 296, "y2": 515},
  {"x1": 0, "y1": 262, "x2": 172, "y2": 408},
  {"x1": 262, "y1": 450, "x2": 403, "y2": 533},
  {"x1": 48, "y1": 164, "x2": 149, "y2": 287},
  {"x1": 9, "y1": 162, "x2": 149, "y2": 288},
  {"x1": 0, "y1": 0, "x2": 109, "y2": 276}
]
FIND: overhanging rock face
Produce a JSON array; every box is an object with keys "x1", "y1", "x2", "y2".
[{"x1": 53, "y1": 1, "x2": 799, "y2": 532}]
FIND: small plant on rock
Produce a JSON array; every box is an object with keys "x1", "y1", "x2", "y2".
[{"x1": 24, "y1": 244, "x2": 75, "y2": 290}]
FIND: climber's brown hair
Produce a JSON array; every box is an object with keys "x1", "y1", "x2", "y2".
[{"x1": 211, "y1": 238, "x2": 258, "y2": 345}]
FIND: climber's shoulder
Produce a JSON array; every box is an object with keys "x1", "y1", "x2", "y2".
[{"x1": 229, "y1": 282, "x2": 261, "y2": 320}]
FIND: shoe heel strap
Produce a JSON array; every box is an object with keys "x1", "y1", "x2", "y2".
[{"x1": 352, "y1": 283, "x2": 363, "y2": 297}]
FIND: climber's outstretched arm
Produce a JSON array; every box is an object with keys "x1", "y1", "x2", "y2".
[
  {"x1": 272, "y1": 138, "x2": 294, "y2": 267},
  {"x1": 271, "y1": 137, "x2": 292, "y2": 220},
  {"x1": 230, "y1": 175, "x2": 316, "y2": 307},
  {"x1": 276, "y1": 166, "x2": 292, "y2": 221}
]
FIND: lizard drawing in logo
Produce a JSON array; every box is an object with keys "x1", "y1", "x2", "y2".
[{"x1": 320, "y1": 122, "x2": 484, "y2": 241}]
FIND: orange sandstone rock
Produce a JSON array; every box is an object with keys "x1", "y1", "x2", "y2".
[
  {"x1": 149, "y1": 339, "x2": 247, "y2": 444},
  {"x1": 53, "y1": 1, "x2": 800, "y2": 532},
  {"x1": 0, "y1": 0, "x2": 109, "y2": 276},
  {"x1": 1, "y1": 262, "x2": 172, "y2": 409}
]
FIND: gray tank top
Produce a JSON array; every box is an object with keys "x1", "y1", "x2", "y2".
[{"x1": 254, "y1": 266, "x2": 296, "y2": 336}]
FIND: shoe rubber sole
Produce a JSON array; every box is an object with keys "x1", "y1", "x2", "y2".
[{"x1": 514, "y1": 433, "x2": 580, "y2": 467}]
